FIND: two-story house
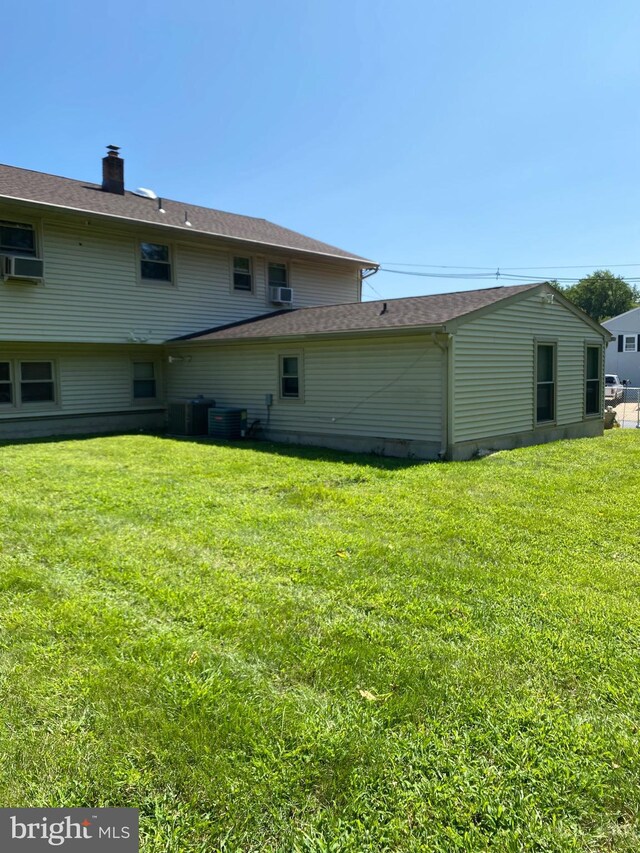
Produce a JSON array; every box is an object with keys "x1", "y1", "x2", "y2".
[
  {"x1": 0, "y1": 148, "x2": 610, "y2": 459},
  {"x1": 0, "y1": 148, "x2": 374, "y2": 436}
]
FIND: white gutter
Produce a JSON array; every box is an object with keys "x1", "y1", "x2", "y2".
[{"x1": 169, "y1": 323, "x2": 449, "y2": 346}]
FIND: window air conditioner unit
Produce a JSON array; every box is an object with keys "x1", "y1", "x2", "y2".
[
  {"x1": 270, "y1": 286, "x2": 293, "y2": 305},
  {"x1": 3, "y1": 255, "x2": 44, "y2": 282}
]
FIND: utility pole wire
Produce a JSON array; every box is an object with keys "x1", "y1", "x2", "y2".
[
  {"x1": 380, "y1": 261, "x2": 640, "y2": 270},
  {"x1": 378, "y1": 268, "x2": 640, "y2": 285}
]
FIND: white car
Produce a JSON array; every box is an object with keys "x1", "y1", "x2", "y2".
[{"x1": 605, "y1": 374, "x2": 625, "y2": 405}]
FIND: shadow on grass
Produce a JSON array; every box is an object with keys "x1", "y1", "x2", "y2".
[
  {"x1": 0, "y1": 429, "x2": 428, "y2": 470},
  {"x1": 0, "y1": 430, "x2": 152, "y2": 449},
  {"x1": 159, "y1": 433, "x2": 428, "y2": 470}
]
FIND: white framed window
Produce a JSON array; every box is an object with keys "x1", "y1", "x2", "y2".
[
  {"x1": 279, "y1": 353, "x2": 302, "y2": 400},
  {"x1": 20, "y1": 361, "x2": 55, "y2": 404},
  {"x1": 535, "y1": 342, "x2": 556, "y2": 424},
  {"x1": 268, "y1": 261, "x2": 288, "y2": 290},
  {"x1": 140, "y1": 242, "x2": 172, "y2": 283},
  {"x1": 0, "y1": 360, "x2": 57, "y2": 408},
  {"x1": 623, "y1": 335, "x2": 637, "y2": 353},
  {"x1": 232, "y1": 256, "x2": 253, "y2": 292},
  {"x1": 585, "y1": 344, "x2": 603, "y2": 417},
  {"x1": 0, "y1": 221, "x2": 37, "y2": 257},
  {"x1": 132, "y1": 361, "x2": 157, "y2": 400}
]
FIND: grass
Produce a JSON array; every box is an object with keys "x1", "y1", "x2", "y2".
[{"x1": 1, "y1": 431, "x2": 639, "y2": 851}]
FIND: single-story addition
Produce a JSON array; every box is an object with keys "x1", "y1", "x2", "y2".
[
  {"x1": 167, "y1": 282, "x2": 611, "y2": 460},
  {"x1": 602, "y1": 306, "x2": 640, "y2": 386}
]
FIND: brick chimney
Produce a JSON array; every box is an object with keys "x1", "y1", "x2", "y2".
[{"x1": 102, "y1": 145, "x2": 124, "y2": 194}]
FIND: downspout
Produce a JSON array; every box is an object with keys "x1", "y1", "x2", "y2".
[
  {"x1": 431, "y1": 331, "x2": 453, "y2": 459},
  {"x1": 445, "y1": 333, "x2": 455, "y2": 459}
]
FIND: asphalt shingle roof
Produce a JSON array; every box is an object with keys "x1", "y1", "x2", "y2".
[
  {"x1": 0, "y1": 162, "x2": 374, "y2": 264},
  {"x1": 173, "y1": 283, "x2": 544, "y2": 342}
]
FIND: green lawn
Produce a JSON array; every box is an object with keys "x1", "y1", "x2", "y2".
[{"x1": 1, "y1": 431, "x2": 640, "y2": 851}]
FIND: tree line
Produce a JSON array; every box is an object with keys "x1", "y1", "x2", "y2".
[{"x1": 552, "y1": 270, "x2": 639, "y2": 323}]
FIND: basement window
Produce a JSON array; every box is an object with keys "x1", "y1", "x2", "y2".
[
  {"x1": 585, "y1": 345, "x2": 602, "y2": 416},
  {"x1": 233, "y1": 257, "x2": 253, "y2": 291},
  {"x1": 140, "y1": 242, "x2": 172, "y2": 282},
  {"x1": 133, "y1": 362, "x2": 157, "y2": 399},
  {"x1": 0, "y1": 221, "x2": 36, "y2": 256},
  {"x1": 535, "y1": 343, "x2": 556, "y2": 423},
  {"x1": 20, "y1": 361, "x2": 55, "y2": 403}
]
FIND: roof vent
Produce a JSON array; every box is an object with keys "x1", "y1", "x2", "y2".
[
  {"x1": 102, "y1": 145, "x2": 124, "y2": 195},
  {"x1": 133, "y1": 187, "x2": 158, "y2": 200}
]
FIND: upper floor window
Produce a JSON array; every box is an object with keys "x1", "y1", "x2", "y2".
[
  {"x1": 585, "y1": 345, "x2": 602, "y2": 416},
  {"x1": 0, "y1": 221, "x2": 36, "y2": 256},
  {"x1": 140, "y1": 242, "x2": 172, "y2": 282},
  {"x1": 268, "y1": 262, "x2": 288, "y2": 289},
  {"x1": 623, "y1": 335, "x2": 637, "y2": 353},
  {"x1": 536, "y1": 343, "x2": 556, "y2": 424},
  {"x1": 233, "y1": 256, "x2": 253, "y2": 291}
]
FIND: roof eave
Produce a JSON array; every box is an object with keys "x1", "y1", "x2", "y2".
[
  {"x1": 0, "y1": 193, "x2": 378, "y2": 267},
  {"x1": 167, "y1": 323, "x2": 449, "y2": 347}
]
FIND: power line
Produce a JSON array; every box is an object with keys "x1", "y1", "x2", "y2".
[
  {"x1": 499, "y1": 263, "x2": 640, "y2": 270},
  {"x1": 380, "y1": 262, "x2": 498, "y2": 270},
  {"x1": 380, "y1": 268, "x2": 496, "y2": 278},
  {"x1": 379, "y1": 267, "x2": 640, "y2": 285},
  {"x1": 380, "y1": 261, "x2": 640, "y2": 270},
  {"x1": 363, "y1": 279, "x2": 384, "y2": 298}
]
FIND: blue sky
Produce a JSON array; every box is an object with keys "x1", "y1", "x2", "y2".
[{"x1": 3, "y1": 0, "x2": 640, "y2": 299}]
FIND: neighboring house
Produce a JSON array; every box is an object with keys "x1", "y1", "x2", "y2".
[
  {"x1": 0, "y1": 149, "x2": 610, "y2": 459},
  {"x1": 602, "y1": 307, "x2": 640, "y2": 386}
]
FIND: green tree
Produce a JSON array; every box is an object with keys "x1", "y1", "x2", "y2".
[{"x1": 562, "y1": 270, "x2": 639, "y2": 323}]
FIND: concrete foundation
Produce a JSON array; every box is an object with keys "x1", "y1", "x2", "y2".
[
  {"x1": 448, "y1": 418, "x2": 604, "y2": 460},
  {"x1": 264, "y1": 428, "x2": 442, "y2": 460},
  {"x1": 0, "y1": 409, "x2": 166, "y2": 441}
]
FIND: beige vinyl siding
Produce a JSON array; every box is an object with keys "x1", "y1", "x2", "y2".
[
  {"x1": 452, "y1": 292, "x2": 606, "y2": 443},
  {"x1": 0, "y1": 209, "x2": 361, "y2": 344},
  {"x1": 167, "y1": 334, "x2": 443, "y2": 443},
  {"x1": 289, "y1": 260, "x2": 359, "y2": 306},
  {"x1": 0, "y1": 343, "x2": 163, "y2": 419}
]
